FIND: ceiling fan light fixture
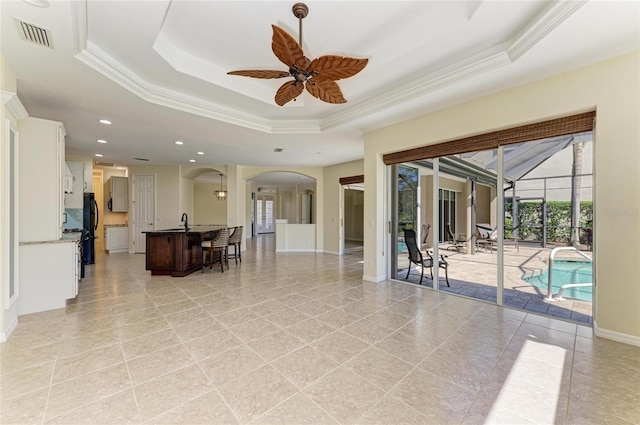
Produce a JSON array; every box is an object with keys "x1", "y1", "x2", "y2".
[{"x1": 227, "y1": 2, "x2": 368, "y2": 107}]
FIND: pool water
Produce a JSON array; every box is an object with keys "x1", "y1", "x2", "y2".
[{"x1": 524, "y1": 260, "x2": 593, "y2": 302}]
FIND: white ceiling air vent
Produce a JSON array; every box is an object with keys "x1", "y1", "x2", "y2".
[
  {"x1": 16, "y1": 19, "x2": 53, "y2": 49},
  {"x1": 94, "y1": 159, "x2": 115, "y2": 167}
]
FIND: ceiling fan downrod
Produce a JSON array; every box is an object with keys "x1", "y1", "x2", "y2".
[{"x1": 292, "y1": 3, "x2": 308, "y2": 47}]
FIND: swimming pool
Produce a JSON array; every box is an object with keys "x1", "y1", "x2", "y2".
[{"x1": 524, "y1": 260, "x2": 593, "y2": 302}]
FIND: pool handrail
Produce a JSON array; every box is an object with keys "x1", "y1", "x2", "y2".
[{"x1": 546, "y1": 246, "x2": 592, "y2": 301}]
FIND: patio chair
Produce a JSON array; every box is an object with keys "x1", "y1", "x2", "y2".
[
  {"x1": 445, "y1": 223, "x2": 467, "y2": 252},
  {"x1": 403, "y1": 228, "x2": 450, "y2": 286},
  {"x1": 420, "y1": 223, "x2": 431, "y2": 251},
  {"x1": 477, "y1": 223, "x2": 520, "y2": 252}
]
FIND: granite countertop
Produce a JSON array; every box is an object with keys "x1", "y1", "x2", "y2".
[
  {"x1": 104, "y1": 224, "x2": 128, "y2": 227},
  {"x1": 20, "y1": 232, "x2": 81, "y2": 245},
  {"x1": 144, "y1": 225, "x2": 227, "y2": 234}
]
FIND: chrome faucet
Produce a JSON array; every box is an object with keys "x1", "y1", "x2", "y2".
[{"x1": 181, "y1": 213, "x2": 189, "y2": 232}]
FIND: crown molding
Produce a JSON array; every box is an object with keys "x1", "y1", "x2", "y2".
[
  {"x1": 68, "y1": 0, "x2": 587, "y2": 136},
  {"x1": 1, "y1": 91, "x2": 28, "y2": 119},
  {"x1": 507, "y1": 0, "x2": 588, "y2": 61}
]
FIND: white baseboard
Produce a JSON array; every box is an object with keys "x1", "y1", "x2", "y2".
[
  {"x1": 362, "y1": 274, "x2": 386, "y2": 283},
  {"x1": 593, "y1": 321, "x2": 640, "y2": 347},
  {"x1": 323, "y1": 250, "x2": 340, "y2": 255},
  {"x1": 0, "y1": 315, "x2": 19, "y2": 343}
]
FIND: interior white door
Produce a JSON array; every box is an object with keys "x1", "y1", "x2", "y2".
[{"x1": 132, "y1": 174, "x2": 155, "y2": 253}]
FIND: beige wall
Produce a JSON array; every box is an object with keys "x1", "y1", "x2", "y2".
[
  {"x1": 364, "y1": 52, "x2": 640, "y2": 342},
  {"x1": 194, "y1": 182, "x2": 227, "y2": 224},
  {"x1": 322, "y1": 160, "x2": 364, "y2": 255},
  {"x1": 127, "y1": 165, "x2": 181, "y2": 229}
]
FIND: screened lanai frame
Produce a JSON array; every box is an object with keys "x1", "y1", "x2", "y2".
[{"x1": 386, "y1": 112, "x2": 596, "y2": 319}]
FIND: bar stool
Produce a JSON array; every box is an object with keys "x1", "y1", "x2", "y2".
[
  {"x1": 202, "y1": 228, "x2": 229, "y2": 272},
  {"x1": 227, "y1": 226, "x2": 243, "y2": 265}
]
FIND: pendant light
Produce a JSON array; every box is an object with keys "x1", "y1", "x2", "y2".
[{"x1": 214, "y1": 173, "x2": 227, "y2": 201}]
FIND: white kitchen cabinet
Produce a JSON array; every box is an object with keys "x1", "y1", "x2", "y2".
[
  {"x1": 83, "y1": 161, "x2": 93, "y2": 192},
  {"x1": 18, "y1": 117, "x2": 66, "y2": 242},
  {"x1": 105, "y1": 176, "x2": 128, "y2": 212},
  {"x1": 17, "y1": 241, "x2": 78, "y2": 315},
  {"x1": 104, "y1": 226, "x2": 128, "y2": 253},
  {"x1": 64, "y1": 161, "x2": 84, "y2": 209}
]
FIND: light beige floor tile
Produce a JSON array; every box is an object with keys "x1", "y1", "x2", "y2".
[
  {"x1": 45, "y1": 363, "x2": 131, "y2": 420},
  {"x1": 374, "y1": 330, "x2": 437, "y2": 366},
  {"x1": 163, "y1": 307, "x2": 211, "y2": 327},
  {"x1": 117, "y1": 316, "x2": 170, "y2": 341},
  {"x1": 215, "y1": 307, "x2": 260, "y2": 327},
  {"x1": 345, "y1": 347, "x2": 414, "y2": 392},
  {"x1": 44, "y1": 389, "x2": 142, "y2": 425},
  {"x1": 304, "y1": 366, "x2": 385, "y2": 425},
  {"x1": 127, "y1": 343, "x2": 195, "y2": 385},
  {"x1": 252, "y1": 392, "x2": 339, "y2": 425},
  {"x1": 157, "y1": 299, "x2": 199, "y2": 316},
  {"x1": 310, "y1": 330, "x2": 370, "y2": 364},
  {"x1": 114, "y1": 307, "x2": 163, "y2": 327},
  {"x1": 263, "y1": 309, "x2": 311, "y2": 329},
  {"x1": 524, "y1": 313, "x2": 578, "y2": 335},
  {"x1": 338, "y1": 300, "x2": 380, "y2": 318},
  {"x1": 0, "y1": 341, "x2": 59, "y2": 374},
  {"x1": 315, "y1": 308, "x2": 361, "y2": 329},
  {"x1": 249, "y1": 299, "x2": 289, "y2": 316},
  {"x1": 61, "y1": 317, "x2": 119, "y2": 339},
  {"x1": 365, "y1": 309, "x2": 413, "y2": 331},
  {"x1": 354, "y1": 395, "x2": 428, "y2": 425},
  {"x1": 420, "y1": 347, "x2": 497, "y2": 393},
  {"x1": 148, "y1": 390, "x2": 239, "y2": 424},
  {"x1": 198, "y1": 345, "x2": 266, "y2": 387},
  {"x1": 121, "y1": 328, "x2": 181, "y2": 360},
  {"x1": 134, "y1": 364, "x2": 214, "y2": 420},
  {"x1": 272, "y1": 346, "x2": 340, "y2": 389},
  {"x1": 515, "y1": 322, "x2": 576, "y2": 351},
  {"x1": 293, "y1": 300, "x2": 336, "y2": 317},
  {"x1": 286, "y1": 318, "x2": 337, "y2": 343},
  {"x1": 217, "y1": 365, "x2": 298, "y2": 424},
  {"x1": 341, "y1": 318, "x2": 395, "y2": 345},
  {"x1": 53, "y1": 343, "x2": 124, "y2": 383},
  {"x1": 0, "y1": 387, "x2": 48, "y2": 425},
  {"x1": 0, "y1": 361, "x2": 55, "y2": 402},
  {"x1": 247, "y1": 330, "x2": 306, "y2": 362},
  {"x1": 146, "y1": 287, "x2": 184, "y2": 302},
  {"x1": 461, "y1": 396, "x2": 537, "y2": 425},
  {"x1": 229, "y1": 317, "x2": 281, "y2": 342},
  {"x1": 389, "y1": 368, "x2": 475, "y2": 424},
  {"x1": 57, "y1": 327, "x2": 121, "y2": 358},
  {"x1": 183, "y1": 328, "x2": 243, "y2": 361},
  {"x1": 276, "y1": 293, "x2": 313, "y2": 307},
  {"x1": 172, "y1": 316, "x2": 225, "y2": 341}
]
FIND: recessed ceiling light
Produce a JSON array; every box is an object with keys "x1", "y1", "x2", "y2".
[
  {"x1": 197, "y1": 151, "x2": 204, "y2": 155},
  {"x1": 174, "y1": 140, "x2": 183, "y2": 145},
  {"x1": 98, "y1": 119, "x2": 112, "y2": 125},
  {"x1": 189, "y1": 159, "x2": 196, "y2": 163},
  {"x1": 97, "y1": 139, "x2": 107, "y2": 144},
  {"x1": 95, "y1": 154, "x2": 103, "y2": 157},
  {"x1": 116, "y1": 167, "x2": 126, "y2": 170}
]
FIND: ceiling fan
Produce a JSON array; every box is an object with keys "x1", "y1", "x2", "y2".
[{"x1": 227, "y1": 3, "x2": 368, "y2": 106}]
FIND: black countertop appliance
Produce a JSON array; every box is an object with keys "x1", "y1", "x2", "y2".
[{"x1": 83, "y1": 192, "x2": 98, "y2": 264}]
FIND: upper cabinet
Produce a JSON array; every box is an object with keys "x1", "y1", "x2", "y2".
[
  {"x1": 64, "y1": 161, "x2": 84, "y2": 209},
  {"x1": 105, "y1": 176, "x2": 128, "y2": 212},
  {"x1": 18, "y1": 117, "x2": 66, "y2": 242},
  {"x1": 83, "y1": 162, "x2": 93, "y2": 192}
]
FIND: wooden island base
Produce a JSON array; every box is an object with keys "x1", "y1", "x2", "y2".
[{"x1": 144, "y1": 227, "x2": 223, "y2": 277}]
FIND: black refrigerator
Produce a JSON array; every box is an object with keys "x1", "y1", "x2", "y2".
[{"x1": 83, "y1": 193, "x2": 98, "y2": 264}]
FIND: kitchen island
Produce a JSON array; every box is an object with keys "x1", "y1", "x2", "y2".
[{"x1": 144, "y1": 226, "x2": 225, "y2": 277}]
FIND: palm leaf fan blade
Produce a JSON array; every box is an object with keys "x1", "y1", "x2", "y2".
[
  {"x1": 227, "y1": 70, "x2": 290, "y2": 79},
  {"x1": 306, "y1": 80, "x2": 346, "y2": 104},
  {"x1": 271, "y1": 25, "x2": 308, "y2": 69},
  {"x1": 275, "y1": 81, "x2": 304, "y2": 106},
  {"x1": 309, "y1": 56, "x2": 368, "y2": 81}
]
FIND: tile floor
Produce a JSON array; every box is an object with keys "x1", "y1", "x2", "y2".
[{"x1": 1, "y1": 235, "x2": 639, "y2": 424}]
